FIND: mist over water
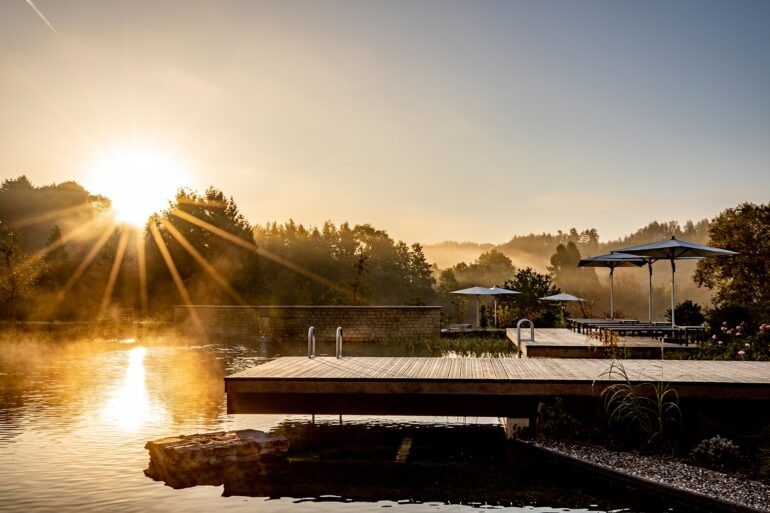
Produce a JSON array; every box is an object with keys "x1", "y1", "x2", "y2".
[{"x1": 0, "y1": 329, "x2": 662, "y2": 513}]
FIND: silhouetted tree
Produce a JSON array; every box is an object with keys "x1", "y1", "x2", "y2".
[
  {"x1": 436, "y1": 268, "x2": 466, "y2": 323},
  {"x1": 0, "y1": 230, "x2": 44, "y2": 320},
  {"x1": 502, "y1": 267, "x2": 560, "y2": 327},
  {"x1": 694, "y1": 202, "x2": 770, "y2": 322},
  {"x1": 547, "y1": 241, "x2": 598, "y2": 293},
  {"x1": 451, "y1": 249, "x2": 515, "y2": 288}
]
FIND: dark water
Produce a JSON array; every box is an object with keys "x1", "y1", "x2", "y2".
[{"x1": 0, "y1": 332, "x2": 665, "y2": 512}]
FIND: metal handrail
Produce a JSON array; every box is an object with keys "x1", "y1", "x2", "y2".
[
  {"x1": 308, "y1": 326, "x2": 316, "y2": 359},
  {"x1": 335, "y1": 326, "x2": 343, "y2": 359},
  {"x1": 516, "y1": 318, "x2": 534, "y2": 358}
]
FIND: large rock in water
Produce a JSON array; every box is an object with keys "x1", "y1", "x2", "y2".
[{"x1": 145, "y1": 429, "x2": 289, "y2": 488}]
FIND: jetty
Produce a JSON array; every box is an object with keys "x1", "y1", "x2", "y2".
[
  {"x1": 226, "y1": 356, "x2": 770, "y2": 417},
  {"x1": 506, "y1": 327, "x2": 697, "y2": 358}
]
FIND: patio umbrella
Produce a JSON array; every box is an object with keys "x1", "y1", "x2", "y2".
[
  {"x1": 487, "y1": 286, "x2": 521, "y2": 328},
  {"x1": 451, "y1": 286, "x2": 494, "y2": 328},
  {"x1": 540, "y1": 293, "x2": 586, "y2": 302},
  {"x1": 617, "y1": 236, "x2": 737, "y2": 326},
  {"x1": 578, "y1": 252, "x2": 645, "y2": 320},
  {"x1": 540, "y1": 293, "x2": 586, "y2": 324}
]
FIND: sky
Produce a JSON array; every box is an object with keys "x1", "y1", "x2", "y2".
[{"x1": 1, "y1": 0, "x2": 768, "y2": 245}]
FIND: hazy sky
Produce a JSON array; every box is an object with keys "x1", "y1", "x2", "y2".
[{"x1": 1, "y1": 0, "x2": 768, "y2": 244}]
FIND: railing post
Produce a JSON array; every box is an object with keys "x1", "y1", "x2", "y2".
[
  {"x1": 336, "y1": 326, "x2": 343, "y2": 359},
  {"x1": 308, "y1": 326, "x2": 316, "y2": 359}
]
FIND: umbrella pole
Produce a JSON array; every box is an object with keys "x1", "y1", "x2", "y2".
[
  {"x1": 670, "y1": 259, "x2": 676, "y2": 327},
  {"x1": 609, "y1": 267, "x2": 615, "y2": 320},
  {"x1": 476, "y1": 296, "x2": 480, "y2": 329},
  {"x1": 648, "y1": 260, "x2": 653, "y2": 323},
  {"x1": 494, "y1": 297, "x2": 498, "y2": 328}
]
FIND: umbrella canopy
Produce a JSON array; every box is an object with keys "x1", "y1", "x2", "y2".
[
  {"x1": 617, "y1": 236, "x2": 737, "y2": 326},
  {"x1": 488, "y1": 286, "x2": 520, "y2": 295},
  {"x1": 540, "y1": 293, "x2": 586, "y2": 325},
  {"x1": 578, "y1": 252, "x2": 645, "y2": 319},
  {"x1": 451, "y1": 286, "x2": 520, "y2": 328},
  {"x1": 540, "y1": 293, "x2": 586, "y2": 302},
  {"x1": 452, "y1": 286, "x2": 496, "y2": 296}
]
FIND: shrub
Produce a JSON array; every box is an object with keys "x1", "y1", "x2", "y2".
[
  {"x1": 706, "y1": 303, "x2": 754, "y2": 336},
  {"x1": 665, "y1": 300, "x2": 705, "y2": 326},
  {"x1": 691, "y1": 435, "x2": 741, "y2": 471}
]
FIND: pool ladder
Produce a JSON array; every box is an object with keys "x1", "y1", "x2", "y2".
[
  {"x1": 516, "y1": 318, "x2": 534, "y2": 358},
  {"x1": 307, "y1": 326, "x2": 343, "y2": 359}
]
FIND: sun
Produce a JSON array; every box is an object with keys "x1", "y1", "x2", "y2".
[{"x1": 85, "y1": 143, "x2": 187, "y2": 227}]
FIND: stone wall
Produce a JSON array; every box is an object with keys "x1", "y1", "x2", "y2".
[{"x1": 173, "y1": 305, "x2": 442, "y2": 342}]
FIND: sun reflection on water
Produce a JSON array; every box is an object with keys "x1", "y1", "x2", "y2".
[{"x1": 101, "y1": 347, "x2": 165, "y2": 432}]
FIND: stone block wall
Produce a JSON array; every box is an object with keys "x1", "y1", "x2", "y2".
[{"x1": 173, "y1": 305, "x2": 442, "y2": 342}]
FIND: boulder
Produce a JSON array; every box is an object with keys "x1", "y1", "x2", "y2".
[{"x1": 144, "y1": 429, "x2": 289, "y2": 488}]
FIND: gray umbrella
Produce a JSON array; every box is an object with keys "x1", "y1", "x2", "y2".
[
  {"x1": 451, "y1": 286, "x2": 494, "y2": 328},
  {"x1": 578, "y1": 252, "x2": 645, "y2": 320},
  {"x1": 540, "y1": 293, "x2": 586, "y2": 324},
  {"x1": 540, "y1": 293, "x2": 586, "y2": 302},
  {"x1": 616, "y1": 236, "x2": 737, "y2": 326}
]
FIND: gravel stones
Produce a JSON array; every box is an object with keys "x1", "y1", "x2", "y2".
[{"x1": 529, "y1": 438, "x2": 770, "y2": 512}]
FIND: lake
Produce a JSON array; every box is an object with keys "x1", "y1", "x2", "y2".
[{"x1": 0, "y1": 329, "x2": 670, "y2": 512}]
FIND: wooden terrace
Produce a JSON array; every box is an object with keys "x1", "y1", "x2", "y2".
[
  {"x1": 226, "y1": 356, "x2": 770, "y2": 417},
  {"x1": 506, "y1": 327, "x2": 695, "y2": 358}
]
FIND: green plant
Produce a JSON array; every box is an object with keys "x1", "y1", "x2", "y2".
[
  {"x1": 691, "y1": 435, "x2": 741, "y2": 471},
  {"x1": 665, "y1": 300, "x2": 705, "y2": 326},
  {"x1": 595, "y1": 360, "x2": 681, "y2": 451}
]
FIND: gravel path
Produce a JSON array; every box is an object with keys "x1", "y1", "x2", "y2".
[{"x1": 529, "y1": 439, "x2": 770, "y2": 512}]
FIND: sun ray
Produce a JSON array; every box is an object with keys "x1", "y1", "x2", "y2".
[
  {"x1": 136, "y1": 230, "x2": 148, "y2": 317},
  {"x1": 148, "y1": 222, "x2": 204, "y2": 331},
  {"x1": 56, "y1": 223, "x2": 116, "y2": 301},
  {"x1": 171, "y1": 208, "x2": 357, "y2": 301},
  {"x1": 7, "y1": 203, "x2": 94, "y2": 230},
  {"x1": 29, "y1": 216, "x2": 99, "y2": 260},
  {"x1": 159, "y1": 218, "x2": 248, "y2": 305},
  {"x1": 99, "y1": 227, "x2": 130, "y2": 319}
]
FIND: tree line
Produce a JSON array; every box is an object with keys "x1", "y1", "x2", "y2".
[
  {"x1": 0, "y1": 178, "x2": 436, "y2": 320},
  {"x1": 0, "y1": 176, "x2": 767, "y2": 331}
]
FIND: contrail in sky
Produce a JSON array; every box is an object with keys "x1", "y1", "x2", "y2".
[{"x1": 24, "y1": 0, "x2": 57, "y2": 33}]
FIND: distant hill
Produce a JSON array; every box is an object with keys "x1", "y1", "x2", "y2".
[
  {"x1": 420, "y1": 241, "x2": 495, "y2": 269},
  {"x1": 424, "y1": 219, "x2": 711, "y2": 271}
]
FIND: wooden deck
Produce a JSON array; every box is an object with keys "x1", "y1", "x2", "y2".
[
  {"x1": 226, "y1": 357, "x2": 770, "y2": 416},
  {"x1": 506, "y1": 328, "x2": 696, "y2": 358}
]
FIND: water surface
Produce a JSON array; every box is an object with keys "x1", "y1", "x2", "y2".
[{"x1": 0, "y1": 331, "x2": 662, "y2": 512}]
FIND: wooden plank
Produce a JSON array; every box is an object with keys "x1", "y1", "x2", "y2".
[{"x1": 228, "y1": 357, "x2": 770, "y2": 387}]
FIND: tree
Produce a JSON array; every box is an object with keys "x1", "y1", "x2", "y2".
[
  {"x1": 502, "y1": 267, "x2": 561, "y2": 327},
  {"x1": 451, "y1": 249, "x2": 515, "y2": 288},
  {"x1": 547, "y1": 241, "x2": 598, "y2": 293},
  {"x1": 38, "y1": 224, "x2": 69, "y2": 290},
  {"x1": 693, "y1": 202, "x2": 770, "y2": 322},
  {"x1": 0, "y1": 230, "x2": 44, "y2": 320},
  {"x1": 436, "y1": 268, "x2": 466, "y2": 323},
  {"x1": 145, "y1": 187, "x2": 262, "y2": 312},
  {"x1": 253, "y1": 220, "x2": 435, "y2": 306}
]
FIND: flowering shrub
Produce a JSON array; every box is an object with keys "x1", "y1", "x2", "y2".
[{"x1": 696, "y1": 321, "x2": 770, "y2": 361}]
